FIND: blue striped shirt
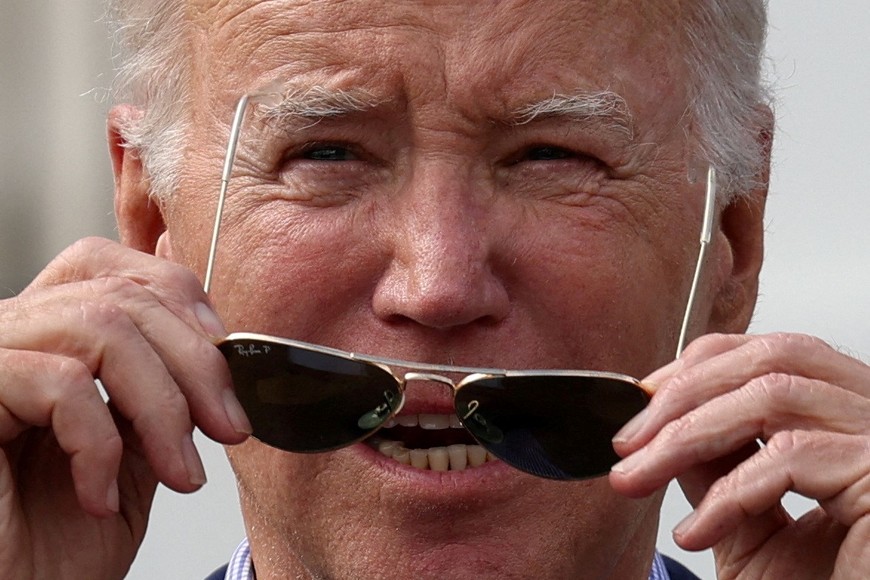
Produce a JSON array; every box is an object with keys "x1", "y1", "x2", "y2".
[{"x1": 222, "y1": 538, "x2": 672, "y2": 579}]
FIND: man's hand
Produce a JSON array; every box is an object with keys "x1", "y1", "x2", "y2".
[
  {"x1": 611, "y1": 333, "x2": 870, "y2": 579},
  {"x1": 0, "y1": 237, "x2": 250, "y2": 579}
]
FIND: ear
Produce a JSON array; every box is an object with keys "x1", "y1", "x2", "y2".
[
  {"x1": 108, "y1": 104, "x2": 166, "y2": 255},
  {"x1": 707, "y1": 114, "x2": 773, "y2": 334}
]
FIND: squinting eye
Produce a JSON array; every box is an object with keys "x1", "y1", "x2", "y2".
[
  {"x1": 525, "y1": 146, "x2": 572, "y2": 161},
  {"x1": 303, "y1": 145, "x2": 357, "y2": 161}
]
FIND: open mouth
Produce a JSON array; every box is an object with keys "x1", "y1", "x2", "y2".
[{"x1": 365, "y1": 413, "x2": 498, "y2": 471}]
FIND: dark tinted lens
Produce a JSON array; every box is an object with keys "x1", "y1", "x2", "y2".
[
  {"x1": 219, "y1": 338, "x2": 402, "y2": 452},
  {"x1": 455, "y1": 375, "x2": 649, "y2": 480}
]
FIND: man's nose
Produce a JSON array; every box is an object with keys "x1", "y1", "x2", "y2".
[{"x1": 371, "y1": 165, "x2": 511, "y2": 330}]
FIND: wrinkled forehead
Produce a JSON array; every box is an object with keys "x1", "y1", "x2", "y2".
[
  {"x1": 190, "y1": 0, "x2": 683, "y2": 26},
  {"x1": 187, "y1": 0, "x2": 691, "y2": 127},
  {"x1": 190, "y1": 0, "x2": 683, "y2": 25}
]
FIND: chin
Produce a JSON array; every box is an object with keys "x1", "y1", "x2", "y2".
[{"x1": 232, "y1": 439, "x2": 657, "y2": 580}]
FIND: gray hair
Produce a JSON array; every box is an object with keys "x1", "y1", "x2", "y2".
[
  {"x1": 683, "y1": 1, "x2": 772, "y2": 199},
  {"x1": 106, "y1": 0, "x2": 770, "y2": 201},
  {"x1": 106, "y1": 0, "x2": 190, "y2": 199}
]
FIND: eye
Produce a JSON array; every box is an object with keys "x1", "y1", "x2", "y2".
[
  {"x1": 302, "y1": 144, "x2": 358, "y2": 161},
  {"x1": 523, "y1": 146, "x2": 573, "y2": 162}
]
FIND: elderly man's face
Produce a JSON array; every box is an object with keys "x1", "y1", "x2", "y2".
[{"x1": 155, "y1": 0, "x2": 745, "y2": 577}]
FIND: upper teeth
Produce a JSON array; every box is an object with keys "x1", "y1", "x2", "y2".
[{"x1": 384, "y1": 414, "x2": 464, "y2": 429}]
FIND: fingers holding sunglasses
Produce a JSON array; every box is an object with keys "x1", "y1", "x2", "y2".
[
  {"x1": 610, "y1": 372, "x2": 870, "y2": 496},
  {"x1": 608, "y1": 332, "x2": 870, "y2": 577},
  {"x1": 0, "y1": 348, "x2": 123, "y2": 517},
  {"x1": 86, "y1": 279, "x2": 249, "y2": 444},
  {"x1": 615, "y1": 332, "x2": 870, "y2": 454},
  {"x1": 9, "y1": 275, "x2": 249, "y2": 445},
  {"x1": 0, "y1": 286, "x2": 242, "y2": 493},
  {"x1": 670, "y1": 429, "x2": 870, "y2": 552},
  {"x1": 25, "y1": 237, "x2": 227, "y2": 340},
  {"x1": 13, "y1": 301, "x2": 204, "y2": 493},
  {"x1": 20, "y1": 238, "x2": 251, "y2": 444}
]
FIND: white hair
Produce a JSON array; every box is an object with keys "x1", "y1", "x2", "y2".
[
  {"x1": 682, "y1": 1, "x2": 772, "y2": 199},
  {"x1": 106, "y1": 0, "x2": 190, "y2": 199},
  {"x1": 106, "y1": 0, "x2": 770, "y2": 201}
]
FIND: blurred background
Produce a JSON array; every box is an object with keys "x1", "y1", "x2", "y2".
[{"x1": 1, "y1": 2, "x2": 868, "y2": 578}]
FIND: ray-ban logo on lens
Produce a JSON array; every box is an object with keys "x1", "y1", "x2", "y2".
[{"x1": 234, "y1": 343, "x2": 272, "y2": 357}]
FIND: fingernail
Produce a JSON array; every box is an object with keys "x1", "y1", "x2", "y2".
[
  {"x1": 182, "y1": 433, "x2": 207, "y2": 486},
  {"x1": 224, "y1": 389, "x2": 253, "y2": 435},
  {"x1": 674, "y1": 510, "x2": 698, "y2": 538},
  {"x1": 195, "y1": 302, "x2": 227, "y2": 338},
  {"x1": 613, "y1": 408, "x2": 649, "y2": 444},
  {"x1": 643, "y1": 358, "x2": 684, "y2": 390},
  {"x1": 611, "y1": 447, "x2": 647, "y2": 474},
  {"x1": 106, "y1": 480, "x2": 120, "y2": 513}
]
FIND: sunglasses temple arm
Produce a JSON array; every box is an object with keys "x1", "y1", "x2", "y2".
[
  {"x1": 675, "y1": 167, "x2": 717, "y2": 358},
  {"x1": 203, "y1": 94, "x2": 252, "y2": 295}
]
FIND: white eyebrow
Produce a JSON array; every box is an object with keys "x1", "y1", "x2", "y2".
[
  {"x1": 509, "y1": 90, "x2": 634, "y2": 139},
  {"x1": 255, "y1": 85, "x2": 384, "y2": 123}
]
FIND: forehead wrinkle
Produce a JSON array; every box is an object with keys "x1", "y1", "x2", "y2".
[
  {"x1": 191, "y1": 0, "x2": 311, "y2": 26},
  {"x1": 508, "y1": 91, "x2": 635, "y2": 140}
]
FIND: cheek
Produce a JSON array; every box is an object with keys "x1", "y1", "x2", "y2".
[
  {"x1": 509, "y1": 217, "x2": 689, "y2": 375},
  {"x1": 227, "y1": 441, "x2": 388, "y2": 527},
  {"x1": 207, "y1": 201, "x2": 382, "y2": 338},
  {"x1": 227, "y1": 441, "x2": 335, "y2": 511},
  {"x1": 227, "y1": 439, "x2": 329, "y2": 538}
]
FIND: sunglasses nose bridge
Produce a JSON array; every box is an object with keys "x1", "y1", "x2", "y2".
[{"x1": 401, "y1": 372, "x2": 458, "y2": 390}]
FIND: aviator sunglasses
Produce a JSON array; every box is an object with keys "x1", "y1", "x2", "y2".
[{"x1": 203, "y1": 92, "x2": 718, "y2": 480}]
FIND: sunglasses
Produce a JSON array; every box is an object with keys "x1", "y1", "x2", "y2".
[{"x1": 203, "y1": 92, "x2": 717, "y2": 480}]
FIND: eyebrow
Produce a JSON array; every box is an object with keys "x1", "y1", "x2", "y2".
[
  {"x1": 251, "y1": 85, "x2": 634, "y2": 141},
  {"x1": 508, "y1": 90, "x2": 634, "y2": 139},
  {"x1": 254, "y1": 85, "x2": 385, "y2": 124}
]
